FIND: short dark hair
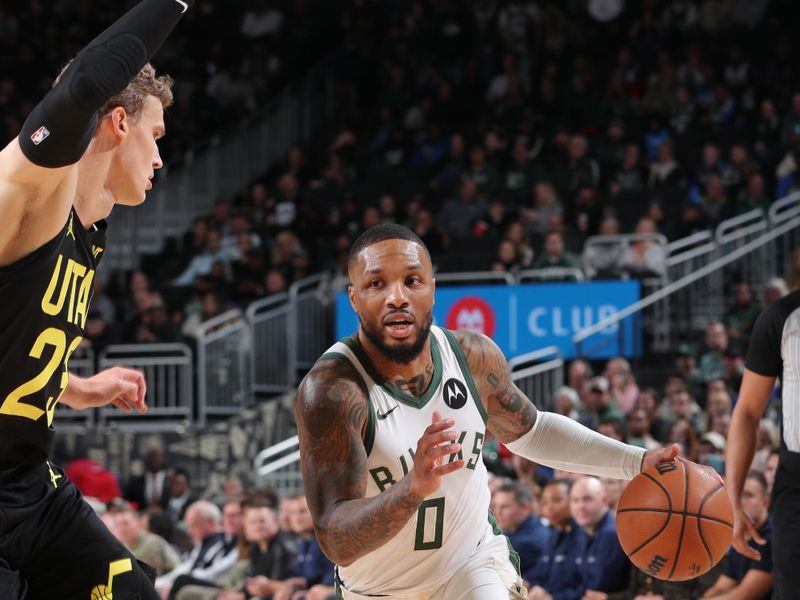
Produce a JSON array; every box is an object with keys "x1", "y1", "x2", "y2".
[
  {"x1": 544, "y1": 478, "x2": 573, "y2": 494},
  {"x1": 746, "y1": 470, "x2": 768, "y2": 494},
  {"x1": 347, "y1": 223, "x2": 428, "y2": 269},
  {"x1": 496, "y1": 480, "x2": 534, "y2": 506}
]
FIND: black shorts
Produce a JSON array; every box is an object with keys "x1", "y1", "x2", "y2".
[
  {"x1": 772, "y1": 449, "x2": 800, "y2": 600},
  {"x1": 0, "y1": 461, "x2": 158, "y2": 599}
]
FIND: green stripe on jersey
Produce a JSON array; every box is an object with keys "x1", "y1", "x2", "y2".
[
  {"x1": 340, "y1": 335, "x2": 444, "y2": 410},
  {"x1": 442, "y1": 329, "x2": 488, "y2": 424}
]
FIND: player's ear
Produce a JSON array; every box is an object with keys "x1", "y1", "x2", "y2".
[
  {"x1": 347, "y1": 282, "x2": 357, "y2": 311},
  {"x1": 108, "y1": 106, "x2": 130, "y2": 140}
]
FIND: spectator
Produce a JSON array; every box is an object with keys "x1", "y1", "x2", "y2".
[
  {"x1": 65, "y1": 456, "x2": 122, "y2": 504},
  {"x1": 157, "y1": 501, "x2": 240, "y2": 599},
  {"x1": 533, "y1": 231, "x2": 580, "y2": 270},
  {"x1": 115, "y1": 506, "x2": 179, "y2": 576},
  {"x1": 702, "y1": 472, "x2": 773, "y2": 599},
  {"x1": 699, "y1": 429, "x2": 726, "y2": 470},
  {"x1": 492, "y1": 481, "x2": 549, "y2": 587},
  {"x1": 666, "y1": 418, "x2": 700, "y2": 461},
  {"x1": 722, "y1": 343, "x2": 746, "y2": 396},
  {"x1": 272, "y1": 495, "x2": 335, "y2": 600},
  {"x1": 764, "y1": 449, "x2": 780, "y2": 496},
  {"x1": 174, "y1": 230, "x2": 230, "y2": 288},
  {"x1": 583, "y1": 376, "x2": 626, "y2": 429},
  {"x1": 627, "y1": 407, "x2": 661, "y2": 450},
  {"x1": 437, "y1": 178, "x2": 488, "y2": 241},
  {"x1": 582, "y1": 215, "x2": 625, "y2": 280},
  {"x1": 763, "y1": 277, "x2": 789, "y2": 306},
  {"x1": 725, "y1": 281, "x2": 761, "y2": 339},
  {"x1": 126, "y1": 447, "x2": 170, "y2": 512},
  {"x1": 552, "y1": 386, "x2": 581, "y2": 421},
  {"x1": 570, "y1": 477, "x2": 631, "y2": 596},
  {"x1": 604, "y1": 357, "x2": 640, "y2": 414},
  {"x1": 527, "y1": 480, "x2": 583, "y2": 599},
  {"x1": 699, "y1": 322, "x2": 729, "y2": 384},
  {"x1": 619, "y1": 217, "x2": 667, "y2": 278},
  {"x1": 167, "y1": 469, "x2": 199, "y2": 524}
]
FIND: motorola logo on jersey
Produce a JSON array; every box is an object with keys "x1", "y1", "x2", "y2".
[
  {"x1": 443, "y1": 378, "x2": 468, "y2": 409},
  {"x1": 445, "y1": 296, "x2": 496, "y2": 337}
]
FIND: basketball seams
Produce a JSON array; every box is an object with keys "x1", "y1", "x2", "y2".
[
  {"x1": 696, "y1": 515, "x2": 714, "y2": 565},
  {"x1": 667, "y1": 461, "x2": 690, "y2": 580},
  {"x1": 641, "y1": 472, "x2": 673, "y2": 511},
  {"x1": 616, "y1": 507, "x2": 733, "y2": 528},
  {"x1": 696, "y1": 483, "x2": 725, "y2": 567},
  {"x1": 620, "y1": 463, "x2": 733, "y2": 581},
  {"x1": 624, "y1": 473, "x2": 674, "y2": 558}
]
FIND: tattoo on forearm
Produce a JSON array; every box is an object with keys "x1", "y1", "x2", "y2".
[
  {"x1": 454, "y1": 329, "x2": 537, "y2": 443},
  {"x1": 296, "y1": 359, "x2": 423, "y2": 565}
]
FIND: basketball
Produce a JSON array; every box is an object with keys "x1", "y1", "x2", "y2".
[{"x1": 616, "y1": 459, "x2": 733, "y2": 581}]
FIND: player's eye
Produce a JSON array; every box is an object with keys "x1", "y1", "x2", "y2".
[
  {"x1": 406, "y1": 276, "x2": 421, "y2": 285},
  {"x1": 368, "y1": 280, "x2": 382, "y2": 288}
]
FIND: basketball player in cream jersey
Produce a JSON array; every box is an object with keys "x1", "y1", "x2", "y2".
[{"x1": 296, "y1": 224, "x2": 678, "y2": 599}]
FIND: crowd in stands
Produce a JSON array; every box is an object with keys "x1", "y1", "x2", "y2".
[
  {"x1": 64, "y1": 0, "x2": 799, "y2": 351},
  {"x1": 0, "y1": 0, "x2": 340, "y2": 162}
]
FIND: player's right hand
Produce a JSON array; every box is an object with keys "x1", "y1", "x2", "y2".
[
  {"x1": 408, "y1": 411, "x2": 464, "y2": 498},
  {"x1": 731, "y1": 504, "x2": 765, "y2": 560}
]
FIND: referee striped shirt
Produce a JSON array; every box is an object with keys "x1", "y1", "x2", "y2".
[{"x1": 745, "y1": 289, "x2": 800, "y2": 451}]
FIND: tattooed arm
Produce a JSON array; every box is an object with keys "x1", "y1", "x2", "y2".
[
  {"x1": 296, "y1": 358, "x2": 464, "y2": 566},
  {"x1": 453, "y1": 330, "x2": 675, "y2": 478},
  {"x1": 452, "y1": 329, "x2": 537, "y2": 443}
]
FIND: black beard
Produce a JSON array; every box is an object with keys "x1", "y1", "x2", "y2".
[{"x1": 359, "y1": 311, "x2": 433, "y2": 365}]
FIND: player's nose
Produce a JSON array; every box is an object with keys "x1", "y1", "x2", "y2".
[
  {"x1": 153, "y1": 147, "x2": 163, "y2": 170},
  {"x1": 385, "y1": 281, "x2": 409, "y2": 307}
]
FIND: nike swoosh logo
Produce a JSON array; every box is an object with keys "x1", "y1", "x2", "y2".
[
  {"x1": 376, "y1": 405, "x2": 399, "y2": 420},
  {"x1": 174, "y1": 0, "x2": 188, "y2": 13}
]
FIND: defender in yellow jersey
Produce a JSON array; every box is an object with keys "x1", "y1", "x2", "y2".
[
  {"x1": 0, "y1": 1, "x2": 193, "y2": 598},
  {"x1": 296, "y1": 224, "x2": 680, "y2": 599}
]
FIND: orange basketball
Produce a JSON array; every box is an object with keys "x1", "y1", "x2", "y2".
[{"x1": 616, "y1": 459, "x2": 733, "y2": 581}]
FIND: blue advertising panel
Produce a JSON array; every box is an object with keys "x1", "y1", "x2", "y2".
[{"x1": 335, "y1": 281, "x2": 641, "y2": 359}]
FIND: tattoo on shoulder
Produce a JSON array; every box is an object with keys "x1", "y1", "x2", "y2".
[
  {"x1": 296, "y1": 359, "x2": 369, "y2": 504},
  {"x1": 452, "y1": 329, "x2": 536, "y2": 443}
]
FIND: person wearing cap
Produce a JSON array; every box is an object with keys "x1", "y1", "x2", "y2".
[
  {"x1": 699, "y1": 432, "x2": 726, "y2": 474},
  {"x1": 583, "y1": 377, "x2": 626, "y2": 430}
]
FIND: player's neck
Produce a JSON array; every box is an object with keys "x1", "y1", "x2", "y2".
[
  {"x1": 358, "y1": 334, "x2": 435, "y2": 398},
  {"x1": 74, "y1": 140, "x2": 116, "y2": 227}
]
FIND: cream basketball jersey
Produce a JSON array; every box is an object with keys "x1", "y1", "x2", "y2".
[{"x1": 320, "y1": 326, "x2": 496, "y2": 595}]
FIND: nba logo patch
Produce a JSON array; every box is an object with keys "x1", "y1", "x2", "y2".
[{"x1": 30, "y1": 126, "x2": 50, "y2": 145}]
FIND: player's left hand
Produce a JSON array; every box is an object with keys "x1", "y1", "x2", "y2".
[
  {"x1": 65, "y1": 366, "x2": 147, "y2": 412},
  {"x1": 641, "y1": 443, "x2": 679, "y2": 472}
]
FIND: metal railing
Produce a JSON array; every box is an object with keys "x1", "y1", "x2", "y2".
[
  {"x1": 574, "y1": 208, "x2": 800, "y2": 356},
  {"x1": 197, "y1": 309, "x2": 251, "y2": 425},
  {"x1": 247, "y1": 292, "x2": 292, "y2": 395},
  {"x1": 253, "y1": 346, "x2": 565, "y2": 496},
  {"x1": 103, "y1": 60, "x2": 338, "y2": 272},
  {"x1": 434, "y1": 271, "x2": 515, "y2": 286},
  {"x1": 97, "y1": 344, "x2": 193, "y2": 427},
  {"x1": 288, "y1": 273, "x2": 333, "y2": 380},
  {"x1": 517, "y1": 268, "x2": 584, "y2": 283},
  {"x1": 509, "y1": 346, "x2": 564, "y2": 411}
]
